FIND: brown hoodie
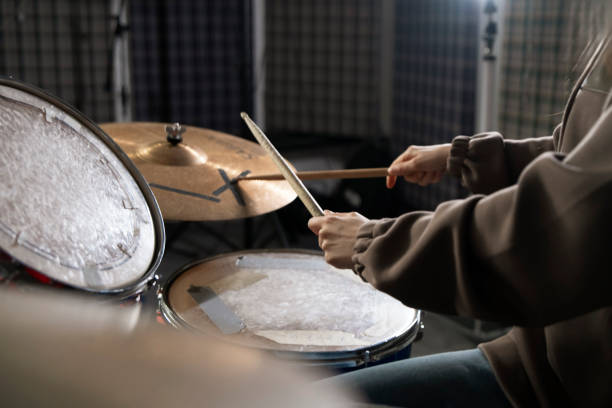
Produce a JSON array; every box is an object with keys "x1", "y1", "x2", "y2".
[{"x1": 352, "y1": 40, "x2": 612, "y2": 407}]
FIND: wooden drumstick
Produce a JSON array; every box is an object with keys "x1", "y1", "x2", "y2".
[
  {"x1": 237, "y1": 167, "x2": 389, "y2": 181},
  {"x1": 240, "y1": 112, "x2": 324, "y2": 217}
]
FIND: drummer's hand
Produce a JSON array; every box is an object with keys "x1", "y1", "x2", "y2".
[
  {"x1": 308, "y1": 210, "x2": 369, "y2": 269},
  {"x1": 386, "y1": 143, "x2": 452, "y2": 188}
]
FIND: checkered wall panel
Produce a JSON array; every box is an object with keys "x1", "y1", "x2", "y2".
[
  {"x1": 498, "y1": 0, "x2": 607, "y2": 139},
  {"x1": 264, "y1": 0, "x2": 479, "y2": 211},
  {"x1": 129, "y1": 0, "x2": 252, "y2": 137},
  {"x1": 264, "y1": 0, "x2": 381, "y2": 140},
  {"x1": 392, "y1": 0, "x2": 479, "y2": 210},
  {"x1": 0, "y1": 0, "x2": 114, "y2": 122}
]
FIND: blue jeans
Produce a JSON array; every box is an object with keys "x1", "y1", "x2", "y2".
[{"x1": 316, "y1": 349, "x2": 511, "y2": 408}]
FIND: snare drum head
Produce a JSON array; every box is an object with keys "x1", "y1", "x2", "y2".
[
  {"x1": 0, "y1": 80, "x2": 163, "y2": 292},
  {"x1": 164, "y1": 250, "x2": 417, "y2": 354}
]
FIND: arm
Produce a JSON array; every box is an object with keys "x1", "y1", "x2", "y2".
[
  {"x1": 318, "y1": 112, "x2": 612, "y2": 327},
  {"x1": 386, "y1": 128, "x2": 558, "y2": 193},
  {"x1": 447, "y1": 127, "x2": 558, "y2": 194}
]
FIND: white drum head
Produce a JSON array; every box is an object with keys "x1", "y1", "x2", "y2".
[
  {"x1": 0, "y1": 81, "x2": 159, "y2": 291},
  {"x1": 163, "y1": 250, "x2": 418, "y2": 355}
]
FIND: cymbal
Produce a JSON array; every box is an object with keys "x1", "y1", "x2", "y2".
[{"x1": 100, "y1": 122, "x2": 297, "y2": 221}]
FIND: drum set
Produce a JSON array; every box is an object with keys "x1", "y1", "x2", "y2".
[{"x1": 0, "y1": 78, "x2": 422, "y2": 374}]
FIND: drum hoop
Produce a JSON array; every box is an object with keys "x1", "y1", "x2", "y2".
[
  {"x1": 271, "y1": 310, "x2": 422, "y2": 367},
  {"x1": 158, "y1": 249, "x2": 421, "y2": 365},
  {"x1": 0, "y1": 78, "x2": 166, "y2": 296}
]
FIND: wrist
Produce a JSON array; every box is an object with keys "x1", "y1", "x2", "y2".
[
  {"x1": 436, "y1": 143, "x2": 452, "y2": 170},
  {"x1": 440, "y1": 143, "x2": 452, "y2": 158}
]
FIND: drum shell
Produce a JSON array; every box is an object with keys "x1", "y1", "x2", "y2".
[
  {"x1": 0, "y1": 251, "x2": 158, "y2": 303},
  {"x1": 158, "y1": 249, "x2": 422, "y2": 369}
]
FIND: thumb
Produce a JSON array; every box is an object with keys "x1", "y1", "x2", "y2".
[{"x1": 388, "y1": 161, "x2": 417, "y2": 176}]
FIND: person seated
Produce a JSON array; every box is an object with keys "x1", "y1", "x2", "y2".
[{"x1": 308, "y1": 33, "x2": 612, "y2": 408}]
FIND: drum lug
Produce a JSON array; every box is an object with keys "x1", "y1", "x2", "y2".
[
  {"x1": 363, "y1": 350, "x2": 371, "y2": 366},
  {"x1": 146, "y1": 274, "x2": 159, "y2": 290},
  {"x1": 414, "y1": 321, "x2": 425, "y2": 342}
]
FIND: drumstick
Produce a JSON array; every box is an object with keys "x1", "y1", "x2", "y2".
[
  {"x1": 237, "y1": 167, "x2": 389, "y2": 181},
  {"x1": 240, "y1": 112, "x2": 324, "y2": 217}
]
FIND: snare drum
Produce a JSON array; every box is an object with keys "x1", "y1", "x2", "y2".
[
  {"x1": 0, "y1": 79, "x2": 164, "y2": 304},
  {"x1": 159, "y1": 250, "x2": 421, "y2": 370}
]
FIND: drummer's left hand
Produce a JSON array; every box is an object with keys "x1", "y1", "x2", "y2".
[{"x1": 308, "y1": 210, "x2": 369, "y2": 269}]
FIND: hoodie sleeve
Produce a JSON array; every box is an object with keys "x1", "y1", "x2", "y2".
[
  {"x1": 352, "y1": 114, "x2": 611, "y2": 326},
  {"x1": 446, "y1": 126, "x2": 559, "y2": 194}
]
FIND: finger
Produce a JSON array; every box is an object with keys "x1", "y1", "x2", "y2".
[
  {"x1": 420, "y1": 172, "x2": 437, "y2": 186},
  {"x1": 404, "y1": 171, "x2": 424, "y2": 184},
  {"x1": 307, "y1": 216, "x2": 325, "y2": 235},
  {"x1": 389, "y1": 150, "x2": 414, "y2": 168},
  {"x1": 417, "y1": 171, "x2": 427, "y2": 184},
  {"x1": 394, "y1": 148, "x2": 417, "y2": 164},
  {"x1": 386, "y1": 174, "x2": 397, "y2": 189},
  {"x1": 326, "y1": 211, "x2": 352, "y2": 217},
  {"x1": 389, "y1": 151, "x2": 409, "y2": 167},
  {"x1": 318, "y1": 225, "x2": 338, "y2": 239},
  {"x1": 323, "y1": 209, "x2": 334, "y2": 215},
  {"x1": 319, "y1": 237, "x2": 326, "y2": 250}
]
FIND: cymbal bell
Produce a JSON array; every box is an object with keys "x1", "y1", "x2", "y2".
[
  {"x1": 101, "y1": 122, "x2": 297, "y2": 222},
  {"x1": 136, "y1": 141, "x2": 208, "y2": 166}
]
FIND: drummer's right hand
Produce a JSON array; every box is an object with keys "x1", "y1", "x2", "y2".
[
  {"x1": 308, "y1": 210, "x2": 369, "y2": 269},
  {"x1": 386, "y1": 143, "x2": 452, "y2": 189}
]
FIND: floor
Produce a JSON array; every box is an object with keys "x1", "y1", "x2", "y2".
[{"x1": 151, "y1": 210, "x2": 508, "y2": 359}]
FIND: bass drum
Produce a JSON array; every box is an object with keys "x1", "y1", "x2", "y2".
[
  {"x1": 159, "y1": 249, "x2": 421, "y2": 370},
  {"x1": 0, "y1": 78, "x2": 165, "y2": 306}
]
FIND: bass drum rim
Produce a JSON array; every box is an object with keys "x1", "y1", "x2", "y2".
[
  {"x1": 0, "y1": 77, "x2": 166, "y2": 299},
  {"x1": 158, "y1": 248, "x2": 421, "y2": 368}
]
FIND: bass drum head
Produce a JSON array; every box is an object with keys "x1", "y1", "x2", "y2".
[
  {"x1": 0, "y1": 79, "x2": 164, "y2": 294},
  {"x1": 161, "y1": 250, "x2": 419, "y2": 365}
]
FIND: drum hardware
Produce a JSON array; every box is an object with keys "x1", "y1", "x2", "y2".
[
  {"x1": 415, "y1": 321, "x2": 425, "y2": 342},
  {"x1": 165, "y1": 122, "x2": 186, "y2": 145},
  {"x1": 101, "y1": 122, "x2": 298, "y2": 221},
  {"x1": 109, "y1": 0, "x2": 132, "y2": 122},
  {"x1": 363, "y1": 350, "x2": 371, "y2": 365}
]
